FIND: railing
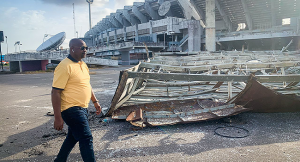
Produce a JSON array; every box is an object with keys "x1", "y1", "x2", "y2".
[
  {"x1": 179, "y1": 35, "x2": 189, "y2": 47},
  {"x1": 216, "y1": 25, "x2": 298, "y2": 38},
  {"x1": 167, "y1": 45, "x2": 182, "y2": 52},
  {"x1": 88, "y1": 42, "x2": 166, "y2": 53},
  {"x1": 4, "y1": 50, "x2": 118, "y2": 66}
]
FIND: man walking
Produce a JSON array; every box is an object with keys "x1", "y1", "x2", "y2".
[{"x1": 51, "y1": 38, "x2": 101, "y2": 162}]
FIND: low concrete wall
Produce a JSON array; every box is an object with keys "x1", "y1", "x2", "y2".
[
  {"x1": 9, "y1": 61, "x2": 20, "y2": 72},
  {"x1": 21, "y1": 60, "x2": 41, "y2": 72},
  {"x1": 41, "y1": 60, "x2": 48, "y2": 71}
]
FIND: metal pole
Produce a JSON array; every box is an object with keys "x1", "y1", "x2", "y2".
[
  {"x1": 73, "y1": 3, "x2": 77, "y2": 37},
  {"x1": 89, "y1": 2, "x2": 92, "y2": 30},
  {"x1": 5, "y1": 36, "x2": 8, "y2": 54},
  {"x1": 0, "y1": 43, "x2": 3, "y2": 71}
]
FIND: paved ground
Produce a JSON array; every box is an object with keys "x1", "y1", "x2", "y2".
[{"x1": 1, "y1": 66, "x2": 300, "y2": 162}]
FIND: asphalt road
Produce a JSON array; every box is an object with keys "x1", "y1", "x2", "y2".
[{"x1": 1, "y1": 66, "x2": 300, "y2": 162}]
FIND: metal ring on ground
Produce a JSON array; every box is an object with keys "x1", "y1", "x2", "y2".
[{"x1": 214, "y1": 126, "x2": 250, "y2": 138}]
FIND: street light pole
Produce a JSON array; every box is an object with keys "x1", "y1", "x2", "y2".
[
  {"x1": 0, "y1": 43, "x2": 2, "y2": 71},
  {"x1": 14, "y1": 41, "x2": 20, "y2": 53},
  {"x1": 86, "y1": 0, "x2": 93, "y2": 30},
  {"x1": 5, "y1": 36, "x2": 8, "y2": 54},
  {"x1": 19, "y1": 43, "x2": 22, "y2": 53},
  {"x1": 88, "y1": 3, "x2": 91, "y2": 30},
  {"x1": 0, "y1": 31, "x2": 3, "y2": 71}
]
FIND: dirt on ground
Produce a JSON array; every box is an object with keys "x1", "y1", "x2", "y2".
[{"x1": 1, "y1": 66, "x2": 300, "y2": 162}]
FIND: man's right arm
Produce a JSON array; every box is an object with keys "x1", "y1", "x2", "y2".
[{"x1": 51, "y1": 88, "x2": 64, "y2": 131}]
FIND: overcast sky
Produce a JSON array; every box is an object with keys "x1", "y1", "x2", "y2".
[{"x1": 0, "y1": 0, "x2": 144, "y2": 54}]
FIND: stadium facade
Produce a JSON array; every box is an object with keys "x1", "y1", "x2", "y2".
[
  {"x1": 84, "y1": 0, "x2": 300, "y2": 65},
  {"x1": 4, "y1": 0, "x2": 300, "y2": 72}
]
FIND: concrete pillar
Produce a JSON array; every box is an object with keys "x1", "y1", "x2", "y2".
[
  {"x1": 149, "y1": 21, "x2": 153, "y2": 34},
  {"x1": 123, "y1": 9, "x2": 139, "y2": 26},
  {"x1": 120, "y1": 51, "x2": 130, "y2": 65},
  {"x1": 271, "y1": 39, "x2": 276, "y2": 50},
  {"x1": 167, "y1": 17, "x2": 174, "y2": 34},
  {"x1": 109, "y1": 14, "x2": 122, "y2": 28},
  {"x1": 205, "y1": 0, "x2": 216, "y2": 51},
  {"x1": 227, "y1": 42, "x2": 233, "y2": 51},
  {"x1": 9, "y1": 61, "x2": 20, "y2": 72},
  {"x1": 135, "y1": 24, "x2": 139, "y2": 42},
  {"x1": 114, "y1": 29, "x2": 117, "y2": 44},
  {"x1": 297, "y1": 36, "x2": 300, "y2": 51},
  {"x1": 19, "y1": 61, "x2": 22, "y2": 72},
  {"x1": 188, "y1": 21, "x2": 202, "y2": 52},
  {"x1": 116, "y1": 10, "x2": 131, "y2": 27},
  {"x1": 132, "y1": 5, "x2": 148, "y2": 23},
  {"x1": 246, "y1": 42, "x2": 250, "y2": 51},
  {"x1": 152, "y1": 34, "x2": 158, "y2": 43},
  {"x1": 106, "y1": 31, "x2": 109, "y2": 45},
  {"x1": 101, "y1": 33, "x2": 104, "y2": 44},
  {"x1": 123, "y1": 27, "x2": 127, "y2": 41},
  {"x1": 145, "y1": 2, "x2": 160, "y2": 20},
  {"x1": 149, "y1": 21, "x2": 157, "y2": 43},
  {"x1": 270, "y1": 0, "x2": 276, "y2": 27},
  {"x1": 41, "y1": 60, "x2": 48, "y2": 71}
]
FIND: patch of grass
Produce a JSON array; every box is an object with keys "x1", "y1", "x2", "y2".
[
  {"x1": 0, "y1": 71, "x2": 16, "y2": 74},
  {"x1": 45, "y1": 69, "x2": 54, "y2": 72}
]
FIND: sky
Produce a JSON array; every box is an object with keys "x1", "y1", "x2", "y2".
[{"x1": 0, "y1": 0, "x2": 144, "y2": 54}]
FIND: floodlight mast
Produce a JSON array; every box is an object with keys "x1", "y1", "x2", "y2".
[
  {"x1": 86, "y1": 0, "x2": 93, "y2": 30},
  {"x1": 14, "y1": 41, "x2": 20, "y2": 53},
  {"x1": 73, "y1": 3, "x2": 77, "y2": 38}
]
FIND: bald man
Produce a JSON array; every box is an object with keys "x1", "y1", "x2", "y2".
[{"x1": 51, "y1": 39, "x2": 101, "y2": 162}]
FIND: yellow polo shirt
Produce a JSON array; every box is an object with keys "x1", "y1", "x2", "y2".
[{"x1": 52, "y1": 55, "x2": 91, "y2": 112}]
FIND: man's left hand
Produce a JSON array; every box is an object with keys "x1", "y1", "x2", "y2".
[{"x1": 94, "y1": 102, "x2": 102, "y2": 115}]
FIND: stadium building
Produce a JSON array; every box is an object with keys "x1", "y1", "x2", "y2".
[
  {"x1": 84, "y1": 0, "x2": 300, "y2": 65},
  {"x1": 4, "y1": 0, "x2": 300, "y2": 71}
]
